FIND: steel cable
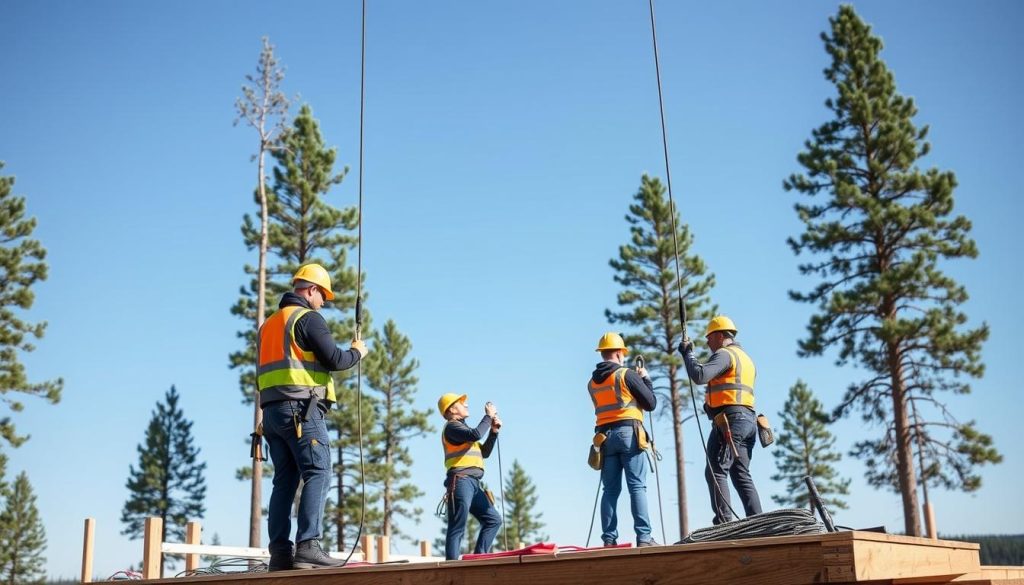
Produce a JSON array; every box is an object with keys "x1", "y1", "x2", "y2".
[{"x1": 678, "y1": 508, "x2": 825, "y2": 544}]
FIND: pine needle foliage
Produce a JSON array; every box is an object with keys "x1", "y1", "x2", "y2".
[
  {"x1": 770, "y1": 380, "x2": 850, "y2": 511},
  {"x1": 785, "y1": 5, "x2": 998, "y2": 535},
  {"x1": 0, "y1": 465, "x2": 47, "y2": 585},
  {"x1": 606, "y1": 173, "x2": 716, "y2": 537},
  {"x1": 0, "y1": 163, "x2": 62, "y2": 449}
]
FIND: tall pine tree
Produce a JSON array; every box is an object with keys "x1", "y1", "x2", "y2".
[
  {"x1": 770, "y1": 380, "x2": 850, "y2": 511},
  {"x1": 785, "y1": 5, "x2": 999, "y2": 535},
  {"x1": 234, "y1": 36, "x2": 291, "y2": 548},
  {"x1": 499, "y1": 460, "x2": 546, "y2": 549},
  {"x1": 121, "y1": 386, "x2": 206, "y2": 576},
  {"x1": 0, "y1": 470, "x2": 47, "y2": 585},
  {"x1": 364, "y1": 320, "x2": 433, "y2": 542},
  {"x1": 606, "y1": 173, "x2": 716, "y2": 538},
  {"x1": 0, "y1": 162, "x2": 62, "y2": 449}
]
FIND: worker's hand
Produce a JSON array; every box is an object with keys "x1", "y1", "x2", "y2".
[
  {"x1": 485, "y1": 401, "x2": 497, "y2": 418},
  {"x1": 636, "y1": 366, "x2": 649, "y2": 379},
  {"x1": 491, "y1": 415, "x2": 502, "y2": 432},
  {"x1": 679, "y1": 337, "x2": 694, "y2": 354},
  {"x1": 351, "y1": 339, "x2": 368, "y2": 358}
]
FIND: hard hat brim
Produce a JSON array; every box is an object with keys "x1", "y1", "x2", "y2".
[
  {"x1": 595, "y1": 347, "x2": 629, "y2": 354},
  {"x1": 440, "y1": 394, "x2": 467, "y2": 416},
  {"x1": 322, "y1": 288, "x2": 336, "y2": 301}
]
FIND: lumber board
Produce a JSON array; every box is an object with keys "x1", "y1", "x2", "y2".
[{"x1": 138, "y1": 531, "x2": 993, "y2": 585}]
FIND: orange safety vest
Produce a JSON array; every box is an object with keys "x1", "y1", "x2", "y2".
[
  {"x1": 705, "y1": 345, "x2": 755, "y2": 409},
  {"x1": 589, "y1": 367, "x2": 644, "y2": 426},
  {"x1": 442, "y1": 421, "x2": 485, "y2": 470},
  {"x1": 257, "y1": 305, "x2": 336, "y2": 405}
]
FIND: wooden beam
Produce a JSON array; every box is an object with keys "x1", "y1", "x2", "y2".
[
  {"x1": 81, "y1": 517, "x2": 95, "y2": 583},
  {"x1": 360, "y1": 534, "x2": 374, "y2": 564},
  {"x1": 184, "y1": 521, "x2": 201, "y2": 573},
  {"x1": 376, "y1": 535, "x2": 389, "y2": 563},
  {"x1": 142, "y1": 517, "x2": 163, "y2": 580},
  {"x1": 420, "y1": 540, "x2": 431, "y2": 558}
]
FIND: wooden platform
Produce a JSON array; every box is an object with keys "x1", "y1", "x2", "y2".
[{"x1": 144, "y1": 531, "x2": 1023, "y2": 585}]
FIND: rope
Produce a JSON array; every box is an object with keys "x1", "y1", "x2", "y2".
[
  {"x1": 175, "y1": 558, "x2": 267, "y2": 577},
  {"x1": 585, "y1": 474, "x2": 602, "y2": 547},
  {"x1": 645, "y1": 0, "x2": 737, "y2": 527},
  {"x1": 343, "y1": 0, "x2": 368, "y2": 567},
  {"x1": 679, "y1": 508, "x2": 824, "y2": 544},
  {"x1": 496, "y1": 435, "x2": 509, "y2": 551},
  {"x1": 635, "y1": 355, "x2": 667, "y2": 544}
]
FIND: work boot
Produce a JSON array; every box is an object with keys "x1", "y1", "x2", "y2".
[
  {"x1": 293, "y1": 539, "x2": 346, "y2": 569},
  {"x1": 602, "y1": 539, "x2": 617, "y2": 548},
  {"x1": 267, "y1": 551, "x2": 294, "y2": 572},
  {"x1": 637, "y1": 539, "x2": 660, "y2": 548}
]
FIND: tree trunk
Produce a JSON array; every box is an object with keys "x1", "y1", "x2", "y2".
[
  {"x1": 669, "y1": 371, "x2": 688, "y2": 538},
  {"x1": 888, "y1": 337, "x2": 920, "y2": 536},
  {"x1": 249, "y1": 144, "x2": 269, "y2": 549}
]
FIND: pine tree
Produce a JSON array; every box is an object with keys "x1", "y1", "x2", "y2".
[
  {"x1": 0, "y1": 471, "x2": 47, "y2": 585},
  {"x1": 234, "y1": 36, "x2": 291, "y2": 549},
  {"x1": 784, "y1": 5, "x2": 999, "y2": 535},
  {"x1": 0, "y1": 163, "x2": 62, "y2": 449},
  {"x1": 606, "y1": 173, "x2": 716, "y2": 538},
  {"x1": 770, "y1": 381, "x2": 850, "y2": 511},
  {"x1": 499, "y1": 460, "x2": 546, "y2": 549},
  {"x1": 364, "y1": 320, "x2": 433, "y2": 542},
  {"x1": 121, "y1": 386, "x2": 207, "y2": 576}
]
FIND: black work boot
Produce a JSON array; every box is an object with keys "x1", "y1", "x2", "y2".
[
  {"x1": 293, "y1": 539, "x2": 346, "y2": 569},
  {"x1": 267, "y1": 545, "x2": 294, "y2": 572}
]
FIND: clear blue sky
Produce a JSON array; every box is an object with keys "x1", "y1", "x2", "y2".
[{"x1": 2, "y1": 0, "x2": 1022, "y2": 579}]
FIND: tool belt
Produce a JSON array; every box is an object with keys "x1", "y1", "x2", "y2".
[
  {"x1": 712, "y1": 412, "x2": 740, "y2": 465},
  {"x1": 756, "y1": 413, "x2": 774, "y2": 448},
  {"x1": 588, "y1": 432, "x2": 607, "y2": 470}
]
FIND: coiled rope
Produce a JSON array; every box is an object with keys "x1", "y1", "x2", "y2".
[{"x1": 679, "y1": 508, "x2": 824, "y2": 544}]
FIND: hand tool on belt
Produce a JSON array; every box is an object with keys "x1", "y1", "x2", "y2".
[
  {"x1": 713, "y1": 412, "x2": 740, "y2": 459},
  {"x1": 249, "y1": 423, "x2": 266, "y2": 461}
]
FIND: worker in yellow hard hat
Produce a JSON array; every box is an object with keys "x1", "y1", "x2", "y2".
[
  {"x1": 257, "y1": 263, "x2": 369, "y2": 570},
  {"x1": 589, "y1": 332, "x2": 659, "y2": 547},
  {"x1": 438, "y1": 393, "x2": 502, "y2": 560},
  {"x1": 679, "y1": 315, "x2": 763, "y2": 525}
]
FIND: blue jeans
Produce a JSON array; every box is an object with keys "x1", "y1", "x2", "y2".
[
  {"x1": 445, "y1": 474, "x2": 502, "y2": 560},
  {"x1": 263, "y1": 400, "x2": 332, "y2": 552},
  {"x1": 599, "y1": 424, "x2": 653, "y2": 544},
  {"x1": 705, "y1": 408, "x2": 762, "y2": 524}
]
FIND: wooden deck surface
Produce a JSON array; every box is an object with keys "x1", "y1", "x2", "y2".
[{"x1": 136, "y1": 530, "x2": 1020, "y2": 585}]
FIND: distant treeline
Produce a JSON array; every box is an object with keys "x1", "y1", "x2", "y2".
[{"x1": 945, "y1": 534, "x2": 1024, "y2": 566}]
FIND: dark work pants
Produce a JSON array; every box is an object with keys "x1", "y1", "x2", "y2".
[
  {"x1": 445, "y1": 474, "x2": 502, "y2": 560},
  {"x1": 705, "y1": 408, "x2": 763, "y2": 524}
]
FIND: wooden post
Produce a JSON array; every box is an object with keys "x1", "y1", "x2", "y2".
[
  {"x1": 185, "y1": 521, "x2": 202, "y2": 573},
  {"x1": 360, "y1": 534, "x2": 374, "y2": 563},
  {"x1": 419, "y1": 540, "x2": 430, "y2": 558},
  {"x1": 81, "y1": 518, "x2": 95, "y2": 583},
  {"x1": 142, "y1": 517, "x2": 163, "y2": 580},
  {"x1": 924, "y1": 502, "x2": 938, "y2": 539},
  {"x1": 376, "y1": 535, "x2": 389, "y2": 563}
]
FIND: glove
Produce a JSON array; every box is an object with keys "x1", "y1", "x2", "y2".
[
  {"x1": 679, "y1": 337, "x2": 694, "y2": 354},
  {"x1": 351, "y1": 339, "x2": 368, "y2": 358}
]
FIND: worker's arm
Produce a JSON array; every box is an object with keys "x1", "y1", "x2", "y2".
[
  {"x1": 681, "y1": 347, "x2": 731, "y2": 384},
  {"x1": 444, "y1": 416, "x2": 493, "y2": 445},
  {"x1": 295, "y1": 311, "x2": 362, "y2": 371},
  {"x1": 480, "y1": 429, "x2": 499, "y2": 459},
  {"x1": 624, "y1": 370, "x2": 657, "y2": 411}
]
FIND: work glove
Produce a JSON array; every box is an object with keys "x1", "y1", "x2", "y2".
[
  {"x1": 484, "y1": 401, "x2": 498, "y2": 418},
  {"x1": 351, "y1": 339, "x2": 368, "y2": 358},
  {"x1": 491, "y1": 415, "x2": 502, "y2": 432},
  {"x1": 678, "y1": 337, "x2": 694, "y2": 354}
]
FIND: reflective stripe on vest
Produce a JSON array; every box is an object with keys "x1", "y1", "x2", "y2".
[
  {"x1": 589, "y1": 367, "x2": 644, "y2": 426},
  {"x1": 705, "y1": 345, "x2": 755, "y2": 409},
  {"x1": 257, "y1": 306, "x2": 336, "y2": 404},
  {"x1": 442, "y1": 422, "x2": 484, "y2": 470}
]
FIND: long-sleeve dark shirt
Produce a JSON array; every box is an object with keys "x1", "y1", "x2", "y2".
[
  {"x1": 281, "y1": 292, "x2": 362, "y2": 371},
  {"x1": 444, "y1": 416, "x2": 497, "y2": 478}
]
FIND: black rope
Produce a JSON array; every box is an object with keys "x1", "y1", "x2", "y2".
[
  {"x1": 343, "y1": 0, "x2": 368, "y2": 567},
  {"x1": 636, "y1": 355, "x2": 667, "y2": 544},
  {"x1": 585, "y1": 474, "x2": 601, "y2": 547},
  {"x1": 679, "y1": 508, "x2": 824, "y2": 544},
  {"x1": 646, "y1": 0, "x2": 737, "y2": 526},
  {"x1": 496, "y1": 435, "x2": 509, "y2": 550}
]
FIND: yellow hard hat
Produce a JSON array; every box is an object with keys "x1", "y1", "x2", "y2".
[
  {"x1": 292, "y1": 263, "x2": 336, "y2": 301},
  {"x1": 595, "y1": 332, "x2": 628, "y2": 354},
  {"x1": 437, "y1": 393, "x2": 467, "y2": 417},
  {"x1": 704, "y1": 315, "x2": 738, "y2": 338}
]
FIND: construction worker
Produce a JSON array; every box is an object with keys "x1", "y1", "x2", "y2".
[
  {"x1": 679, "y1": 315, "x2": 763, "y2": 525},
  {"x1": 257, "y1": 263, "x2": 368, "y2": 571},
  {"x1": 439, "y1": 393, "x2": 503, "y2": 560},
  {"x1": 589, "y1": 333, "x2": 659, "y2": 547}
]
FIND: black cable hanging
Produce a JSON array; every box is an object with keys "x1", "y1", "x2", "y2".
[
  {"x1": 646, "y1": 0, "x2": 738, "y2": 528},
  {"x1": 343, "y1": 0, "x2": 369, "y2": 566}
]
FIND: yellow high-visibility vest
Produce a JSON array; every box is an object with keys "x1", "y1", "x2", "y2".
[
  {"x1": 442, "y1": 422, "x2": 485, "y2": 470},
  {"x1": 705, "y1": 345, "x2": 755, "y2": 409},
  {"x1": 589, "y1": 367, "x2": 644, "y2": 426},
  {"x1": 257, "y1": 306, "x2": 336, "y2": 405}
]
